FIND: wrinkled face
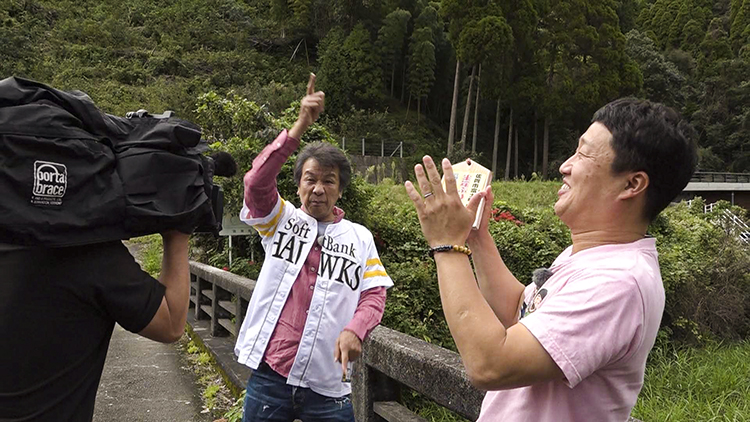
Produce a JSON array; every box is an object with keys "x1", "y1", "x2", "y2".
[
  {"x1": 555, "y1": 122, "x2": 623, "y2": 229},
  {"x1": 297, "y1": 158, "x2": 341, "y2": 222}
]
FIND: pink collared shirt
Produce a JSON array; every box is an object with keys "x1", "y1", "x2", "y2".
[{"x1": 243, "y1": 130, "x2": 387, "y2": 377}]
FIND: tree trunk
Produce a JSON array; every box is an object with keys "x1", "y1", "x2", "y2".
[
  {"x1": 533, "y1": 109, "x2": 538, "y2": 174},
  {"x1": 504, "y1": 108, "x2": 513, "y2": 180},
  {"x1": 543, "y1": 115, "x2": 550, "y2": 180},
  {"x1": 417, "y1": 97, "x2": 421, "y2": 124},
  {"x1": 472, "y1": 64, "x2": 481, "y2": 154},
  {"x1": 406, "y1": 94, "x2": 411, "y2": 120},
  {"x1": 460, "y1": 65, "x2": 476, "y2": 153},
  {"x1": 390, "y1": 63, "x2": 396, "y2": 98},
  {"x1": 448, "y1": 61, "x2": 461, "y2": 156},
  {"x1": 514, "y1": 127, "x2": 519, "y2": 179},
  {"x1": 401, "y1": 63, "x2": 406, "y2": 103},
  {"x1": 492, "y1": 99, "x2": 501, "y2": 179}
]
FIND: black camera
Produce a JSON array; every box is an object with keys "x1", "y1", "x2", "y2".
[{"x1": 0, "y1": 77, "x2": 237, "y2": 246}]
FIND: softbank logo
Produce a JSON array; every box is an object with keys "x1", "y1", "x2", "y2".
[{"x1": 32, "y1": 160, "x2": 67, "y2": 206}]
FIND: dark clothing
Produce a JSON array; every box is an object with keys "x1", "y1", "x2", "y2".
[
  {"x1": 0, "y1": 241, "x2": 165, "y2": 422},
  {"x1": 242, "y1": 363, "x2": 354, "y2": 422}
]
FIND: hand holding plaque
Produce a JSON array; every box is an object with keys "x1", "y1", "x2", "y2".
[
  {"x1": 441, "y1": 159, "x2": 492, "y2": 230},
  {"x1": 405, "y1": 156, "x2": 492, "y2": 248}
]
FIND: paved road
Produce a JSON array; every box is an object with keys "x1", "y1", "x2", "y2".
[
  {"x1": 94, "y1": 241, "x2": 209, "y2": 422},
  {"x1": 93, "y1": 325, "x2": 210, "y2": 422}
]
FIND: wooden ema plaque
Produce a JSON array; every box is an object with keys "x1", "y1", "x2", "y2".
[{"x1": 442, "y1": 160, "x2": 492, "y2": 230}]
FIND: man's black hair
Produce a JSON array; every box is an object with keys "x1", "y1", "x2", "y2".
[
  {"x1": 294, "y1": 142, "x2": 351, "y2": 192},
  {"x1": 592, "y1": 98, "x2": 697, "y2": 221}
]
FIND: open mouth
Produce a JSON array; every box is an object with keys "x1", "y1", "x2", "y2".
[{"x1": 558, "y1": 182, "x2": 570, "y2": 195}]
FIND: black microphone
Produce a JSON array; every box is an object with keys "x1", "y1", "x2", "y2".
[
  {"x1": 210, "y1": 151, "x2": 238, "y2": 177},
  {"x1": 532, "y1": 268, "x2": 554, "y2": 288}
]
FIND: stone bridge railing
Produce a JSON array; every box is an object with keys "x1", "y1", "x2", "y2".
[{"x1": 188, "y1": 261, "x2": 643, "y2": 422}]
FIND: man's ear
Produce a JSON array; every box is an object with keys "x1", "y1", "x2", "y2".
[{"x1": 619, "y1": 171, "x2": 649, "y2": 200}]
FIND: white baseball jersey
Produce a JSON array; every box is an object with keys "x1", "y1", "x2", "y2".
[{"x1": 234, "y1": 195, "x2": 393, "y2": 397}]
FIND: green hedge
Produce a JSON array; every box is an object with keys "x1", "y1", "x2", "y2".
[
  {"x1": 365, "y1": 181, "x2": 750, "y2": 348},
  {"x1": 191, "y1": 92, "x2": 750, "y2": 347}
]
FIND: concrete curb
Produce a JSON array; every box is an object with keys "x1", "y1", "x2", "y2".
[{"x1": 186, "y1": 313, "x2": 251, "y2": 398}]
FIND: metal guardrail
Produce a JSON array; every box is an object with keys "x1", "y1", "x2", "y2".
[
  {"x1": 691, "y1": 172, "x2": 750, "y2": 183},
  {"x1": 188, "y1": 262, "x2": 643, "y2": 422},
  {"x1": 341, "y1": 137, "x2": 418, "y2": 158},
  {"x1": 685, "y1": 201, "x2": 750, "y2": 245}
]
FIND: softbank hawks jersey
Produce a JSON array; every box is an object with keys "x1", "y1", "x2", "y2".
[{"x1": 235, "y1": 196, "x2": 393, "y2": 397}]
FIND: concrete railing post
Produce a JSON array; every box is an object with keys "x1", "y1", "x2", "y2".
[
  {"x1": 352, "y1": 359, "x2": 401, "y2": 422},
  {"x1": 210, "y1": 282, "x2": 220, "y2": 336}
]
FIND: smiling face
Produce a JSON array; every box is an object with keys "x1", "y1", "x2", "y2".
[
  {"x1": 297, "y1": 158, "x2": 341, "y2": 222},
  {"x1": 555, "y1": 122, "x2": 626, "y2": 230}
]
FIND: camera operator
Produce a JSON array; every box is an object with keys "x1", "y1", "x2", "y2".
[{"x1": 0, "y1": 230, "x2": 191, "y2": 421}]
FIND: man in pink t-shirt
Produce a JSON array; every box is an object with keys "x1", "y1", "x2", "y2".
[{"x1": 405, "y1": 98, "x2": 697, "y2": 421}]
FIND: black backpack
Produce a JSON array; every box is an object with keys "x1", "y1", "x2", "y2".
[{"x1": 0, "y1": 77, "x2": 223, "y2": 247}]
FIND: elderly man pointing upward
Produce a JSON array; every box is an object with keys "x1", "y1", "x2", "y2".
[{"x1": 235, "y1": 74, "x2": 393, "y2": 422}]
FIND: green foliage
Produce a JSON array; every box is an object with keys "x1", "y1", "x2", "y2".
[
  {"x1": 222, "y1": 394, "x2": 246, "y2": 422},
  {"x1": 730, "y1": 0, "x2": 750, "y2": 52},
  {"x1": 636, "y1": 1, "x2": 750, "y2": 172},
  {"x1": 343, "y1": 24, "x2": 384, "y2": 108},
  {"x1": 129, "y1": 234, "x2": 164, "y2": 277},
  {"x1": 667, "y1": 0, "x2": 693, "y2": 48},
  {"x1": 458, "y1": 16, "x2": 513, "y2": 66},
  {"x1": 650, "y1": 201, "x2": 750, "y2": 343},
  {"x1": 632, "y1": 341, "x2": 750, "y2": 421},
  {"x1": 376, "y1": 8, "x2": 411, "y2": 95},
  {"x1": 318, "y1": 24, "x2": 384, "y2": 115},
  {"x1": 317, "y1": 27, "x2": 351, "y2": 116},
  {"x1": 408, "y1": 27, "x2": 437, "y2": 105},
  {"x1": 680, "y1": 19, "x2": 705, "y2": 52},
  {"x1": 626, "y1": 30, "x2": 686, "y2": 108},
  {"x1": 366, "y1": 179, "x2": 750, "y2": 348}
]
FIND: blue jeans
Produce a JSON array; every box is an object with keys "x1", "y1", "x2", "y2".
[{"x1": 242, "y1": 362, "x2": 355, "y2": 422}]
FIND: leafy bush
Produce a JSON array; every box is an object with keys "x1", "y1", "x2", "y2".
[
  {"x1": 364, "y1": 179, "x2": 750, "y2": 347},
  {"x1": 364, "y1": 179, "x2": 570, "y2": 350},
  {"x1": 190, "y1": 89, "x2": 375, "y2": 264},
  {"x1": 652, "y1": 201, "x2": 750, "y2": 343}
]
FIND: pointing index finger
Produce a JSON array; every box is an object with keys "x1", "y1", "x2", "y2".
[{"x1": 307, "y1": 73, "x2": 316, "y2": 95}]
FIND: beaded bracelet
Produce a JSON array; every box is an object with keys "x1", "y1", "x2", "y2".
[{"x1": 428, "y1": 244, "x2": 472, "y2": 258}]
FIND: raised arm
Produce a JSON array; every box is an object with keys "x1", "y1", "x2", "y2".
[
  {"x1": 243, "y1": 74, "x2": 325, "y2": 218},
  {"x1": 405, "y1": 157, "x2": 562, "y2": 390},
  {"x1": 138, "y1": 230, "x2": 191, "y2": 343},
  {"x1": 466, "y1": 186, "x2": 526, "y2": 327}
]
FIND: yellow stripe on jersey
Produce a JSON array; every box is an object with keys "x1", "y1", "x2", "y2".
[
  {"x1": 253, "y1": 199, "x2": 286, "y2": 237},
  {"x1": 364, "y1": 270, "x2": 388, "y2": 279},
  {"x1": 366, "y1": 258, "x2": 382, "y2": 267}
]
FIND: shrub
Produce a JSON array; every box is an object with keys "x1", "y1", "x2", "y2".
[
  {"x1": 652, "y1": 201, "x2": 750, "y2": 343},
  {"x1": 364, "y1": 179, "x2": 750, "y2": 347},
  {"x1": 191, "y1": 90, "x2": 375, "y2": 263}
]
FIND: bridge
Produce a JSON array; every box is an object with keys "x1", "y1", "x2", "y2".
[
  {"x1": 178, "y1": 262, "x2": 643, "y2": 422},
  {"x1": 680, "y1": 172, "x2": 750, "y2": 209}
]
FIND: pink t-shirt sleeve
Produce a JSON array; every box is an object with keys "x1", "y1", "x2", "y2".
[{"x1": 520, "y1": 270, "x2": 644, "y2": 388}]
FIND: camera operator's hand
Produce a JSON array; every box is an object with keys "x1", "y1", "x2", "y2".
[{"x1": 289, "y1": 73, "x2": 325, "y2": 140}]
